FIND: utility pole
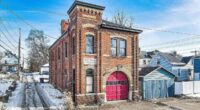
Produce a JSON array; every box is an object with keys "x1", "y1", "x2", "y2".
[{"x1": 17, "y1": 28, "x2": 21, "y2": 77}]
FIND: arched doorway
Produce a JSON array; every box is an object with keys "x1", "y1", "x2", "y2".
[{"x1": 106, "y1": 71, "x2": 129, "y2": 101}]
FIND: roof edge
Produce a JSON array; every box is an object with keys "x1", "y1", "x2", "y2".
[{"x1": 67, "y1": 0, "x2": 105, "y2": 14}]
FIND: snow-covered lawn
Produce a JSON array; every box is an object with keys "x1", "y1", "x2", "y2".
[
  {"x1": 37, "y1": 83, "x2": 66, "y2": 109},
  {"x1": 0, "y1": 79, "x2": 13, "y2": 97}
]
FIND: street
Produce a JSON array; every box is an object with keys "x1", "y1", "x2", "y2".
[
  {"x1": 2, "y1": 73, "x2": 66, "y2": 110},
  {"x1": 23, "y1": 75, "x2": 48, "y2": 110}
]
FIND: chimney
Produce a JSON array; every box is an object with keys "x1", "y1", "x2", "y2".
[{"x1": 61, "y1": 19, "x2": 70, "y2": 34}]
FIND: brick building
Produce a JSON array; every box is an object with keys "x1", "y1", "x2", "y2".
[{"x1": 49, "y1": 0, "x2": 142, "y2": 105}]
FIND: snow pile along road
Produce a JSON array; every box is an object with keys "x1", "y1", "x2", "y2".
[
  {"x1": 5, "y1": 82, "x2": 25, "y2": 110},
  {"x1": 37, "y1": 83, "x2": 66, "y2": 109},
  {"x1": 0, "y1": 79, "x2": 13, "y2": 96}
]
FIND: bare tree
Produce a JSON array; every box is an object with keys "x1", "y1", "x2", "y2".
[
  {"x1": 26, "y1": 29, "x2": 49, "y2": 72},
  {"x1": 112, "y1": 10, "x2": 134, "y2": 28}
]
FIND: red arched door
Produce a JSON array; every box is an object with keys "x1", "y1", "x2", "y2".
[{"x1": 106, "y1": 71, "x2": 128, "y2": 101}]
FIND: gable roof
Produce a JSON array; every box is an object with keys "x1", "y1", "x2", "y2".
[
  {"x1": 68, "y1": 0, "x2": 105, "y2": 14},
  {"x1": 139, "y1": 66, "x2": 158, "y2": 76},
  {"x1": 181, "y1": 56, "x2": 193, "y2": 64},
  {"x1": 158, "y1": 52, "x2": 184, "y2": 64},
  {"x1": 139, "y1": 66, "x2": 176, "y2": 77},
  {"x1": 140, "y1": 51, "x2": 156, "y2": 59},
  {"x1": 101, "y1": 20, "x2": 142, "y2": 33}
]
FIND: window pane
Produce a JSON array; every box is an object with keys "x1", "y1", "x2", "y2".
[
  {"x1": 120, "y1": 40, "x2": 125, "y2": 48},
  {"x1": 119, "y1": 48, "x2": 125, "y2": 56},
  {"x1": 111, "y1": 39, "x2": 117, "y2": 47},
  {"x1": 86, "y1": 35, "x2": 94, "y2": 54},
  {"x1": 111, "y1": 48, "x2": 117, "y2": 56},
  {"x1": 86, "y1": 76, "x2": 93, "y2": 85},
  {"x1": 86, "y1": 85, "x2": 93, "y2": 93},
  {"x1": 86, "y1": 69, "x2": 93, "y2": 76}
]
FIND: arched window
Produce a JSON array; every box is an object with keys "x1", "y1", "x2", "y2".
[
  {"x1": 86, "y1": 69, "x2": 94, "y2": 93},
  {"x1": 86, "y1": 35, "x2": 94, "y2": 54}
]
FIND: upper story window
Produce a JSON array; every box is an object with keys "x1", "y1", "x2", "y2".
[
  {"x1": 86, "y1": 35, "x2": 94, "y2": 54},
  {"x1": 111, "y1": 38, "x2": 126, "y2": 57},
  {"x1": 65, "y1": 42, "x2": 68, "y2": 57},
  {"x1": 58, "y1": 47, "x2": 61, "y2": 60}
]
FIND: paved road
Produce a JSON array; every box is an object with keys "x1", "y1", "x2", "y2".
[{"x1": 23, "y1": 75, "x2": 49, "y2": 110}]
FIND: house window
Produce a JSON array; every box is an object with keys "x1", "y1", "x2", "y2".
[
  {"x1": 111, "y1": 39, "x2": 117, "y2": 56},
  {"x1": 65, "y1": 42, "x2": 68, "y2": 57},
  {"x1": 72, "y1": 37, "x2": 75, "y2": 54},
  {"x1": 58, "y1": 47, "x2": 61, "y2": 60},
  {"x1": 86, "y1": 35, "x2": 94, "y2": 54},
  {"x1": 51, "y1": 52, "x2": 54, "y2": 61},
  {"x1": 111, "y1": 38, "x2": 126, "y2": 57},
  {"x1": 86, "y1": 69, "x2": 94, "y2": 93},
  {"x1": 178, "y1": 69, "x2": 181, "y2": 76},
  {"x1": 143, "y1": 60, "x2": 146, "y2": 65},
  {"x1": 65, "y1": 69, "x2": 68, "y2": 89},
  {"x1": 157, "y1": 59, "x2": 160, "y2": 65}
]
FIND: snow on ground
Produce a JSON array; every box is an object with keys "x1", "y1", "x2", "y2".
[
  {"x1": 5, "y1": 82, "x2": 25, "y2": 110},
  {"x1": 37, "y1": 83, "x2": 66, "y2": 109},
  {"x1": 0, "y1": 74, "x2": 9, "y2": 79},
  {"x1": 0, "y1": 79, "x2": 13, "y2": 96},
  {"x1": 187, "y1": 93, "x2": 200, "y2": 98}
]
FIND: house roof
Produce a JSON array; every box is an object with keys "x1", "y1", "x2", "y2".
[
  {"x1": 181, "y1": 56, "x2": 193, "y2": 64},
  {"x1": 140, "y1": 51, "x2": 156, "y2": 59},
  {"x1": 101, "y1": 20, "x2": 143, "y2": 33},
  {"x1": 139, "y1": 66, "x2": 158, "y2": 76},
  {"x1": 41, "y1": 63, "x2": 49, "y2": 67},
  {"x1": 139, "y1": 66, "x2": 176, "y2": 77},
  {"x1": 67, "y1": 0, "x2": 105, "y2": 14},
  {"x1": 159, "y1": 52, "x2": 183, "y2": 64}
]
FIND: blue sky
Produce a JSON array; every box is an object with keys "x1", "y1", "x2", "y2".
[{"x1": 1, "y1": 0, "x2": 200, "y2": 57}]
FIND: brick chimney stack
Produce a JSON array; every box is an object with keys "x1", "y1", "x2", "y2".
[{"x1": 61, "y1": 19, "x2": 70, "y2": 34}]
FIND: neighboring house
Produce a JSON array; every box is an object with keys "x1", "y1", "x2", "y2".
[
  {"x1": 139, "y1": 66, "x2": 175, "y2": 100},
  {"x1": 0, "y1": 52, "x2": 18, "y2": 73},
  {"x1": 40, "y1": 63, "x2": 49, "y2": 75},
  {"x1": 194, "y1": 57, "x2": 200, "y2": 80},
  {"x1": 49, "y1": 1, "x2": 142, "y2": 105},
  {"x1": 181, "y1": 56, "x2": 194, "y2": 80},
  {"x1": 139, "y1": 51, "x2": 155, "y2": 68},
  {"x1": 39, "y1": 63, "x2": 49, "y2": 83},
  {"x1": 149, "y1": 51, "x2": 191, "y2": 81}
]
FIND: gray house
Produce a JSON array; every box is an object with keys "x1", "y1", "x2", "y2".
[{"x1": 139, "y1": 66, "x2": 176, "y2": 100}]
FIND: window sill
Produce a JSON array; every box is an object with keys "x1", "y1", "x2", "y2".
[
  {"x1": 110, "y1": 56, "x2": 127, "y2": 58},
  {"x1": 85, "y1": 53, "x2": 96, "y2": 56}
]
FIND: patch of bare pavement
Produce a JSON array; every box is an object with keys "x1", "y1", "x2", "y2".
[{"x1": 78, "y1": 97, "x2": 200, "y2": 110}]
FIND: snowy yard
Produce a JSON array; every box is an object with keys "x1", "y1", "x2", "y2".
[
  {"x1": 0, "y1": 79, "x2": 13, "y2": 97},
  {"x1": 37, "y1": 83, "x2": 66, "y2": 109}
]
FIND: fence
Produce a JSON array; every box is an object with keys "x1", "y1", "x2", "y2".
[{"x1": 175, "y1": 81, "x2": 200, "y2": 95}]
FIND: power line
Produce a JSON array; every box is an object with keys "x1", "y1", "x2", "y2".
[
  {"x1": 0, "y1": 27, "x2": 17, "y2": 49},
  {"x1": 135, "y1": 25, "x2": 200, "y2": 37},
  {"x1": 0, "y1": 34, "x2": 16, "y2": 53},
  {"x1": 0, "y1": 17, "x2": 18, "y2": 44},
  {"x1": 0, "y1": 0, "x2": 57, "y2": 40}
]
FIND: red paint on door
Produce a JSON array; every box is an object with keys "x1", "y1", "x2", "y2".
[{"x1": 106, "y1": 71, "x2": 128, "y2": 101}]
